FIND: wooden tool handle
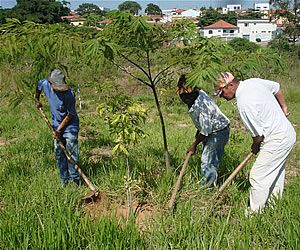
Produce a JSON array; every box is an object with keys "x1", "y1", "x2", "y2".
[
  {"x1": 38, "y1": 108, "x2": 98, "y2": 193},
  {"x1": 167, "y1": 151, "x2": 193, "y2": 210}
]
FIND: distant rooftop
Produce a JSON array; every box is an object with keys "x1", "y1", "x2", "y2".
[{"x1": 203, "y1": 20, "x2": 238, "y2": 29}]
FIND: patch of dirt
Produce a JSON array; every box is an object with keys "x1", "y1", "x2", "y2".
[
  {"x1": 174, "y1": 121, "x2": 189, "y2": 128},
  {"x1": 83, "y1": 192, "x2": 157, "y2": 231},
  {"x1": 88, "y1": 147, "x2": 112, "y2": 163},
  {"x1": 0, "y1": 139, "x2": 6, "y2": 146},
  {"x1": 286, "y1": 167, "x2": 300, "y2": 178}
]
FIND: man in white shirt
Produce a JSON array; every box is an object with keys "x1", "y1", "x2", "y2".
[
  {"x1": 215, "y1": 72, "x2": 296, "y2": 213},
  {"x1": 177, "y1": 75, "x2": 230, "y2": 188}
]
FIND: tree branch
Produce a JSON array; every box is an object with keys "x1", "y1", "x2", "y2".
[
  {"x1": 153, "y1": 62, "x2": 178, "y2": 85},
  {"x1": 146, "y1": 51, "x2": 153, "y2": 84},
  {"x1": 112, "y1": 60, "x2": 152, "y2": 87},
  {"x1": 120, "y1": 52, "x2": 152, "y2": 82}
]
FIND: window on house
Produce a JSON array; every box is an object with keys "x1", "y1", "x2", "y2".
[
  {"x1": 208, "y1": 30, "x2": 212, "y2": 34},
  {"x1": 230, "y1": 30, "x2": 234, "y2": 33},
  {"x1": 245, "y1": 23, "x2": 248, "y2": 27},
  {"x1": 218, "y1": 30, "x2": 221, "y2": 32},
  {"x1": 262, "y1": 31, "x2": 266, "y2": 33},
  {"x1": 254, "y1": 23, "x2": 256, "y2": 25}
]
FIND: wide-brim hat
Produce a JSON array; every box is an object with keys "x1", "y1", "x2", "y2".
[
  {"x1": 48, "y1": 69, "x2": 68, "y2": 91},
  {"x1": 214, "y1": 72, "x2": 234, "y2": 97}
]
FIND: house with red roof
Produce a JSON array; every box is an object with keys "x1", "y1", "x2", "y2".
[
  {"x1": 61, "y1": 14, "x2": 86, "y2": 26},
  {"x1": 99, "y1": 19, "x2": 112, "y2": 25},
  {"x1": 200, "y1": 20, "x2": 241, "y2": 41}
]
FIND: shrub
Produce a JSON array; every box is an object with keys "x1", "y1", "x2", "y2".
[{"x1": 228, "y1": 38, "x2": 259, "y2": 52}]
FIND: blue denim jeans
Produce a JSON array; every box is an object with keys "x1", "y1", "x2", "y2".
[
  {"x1": 200, "y1": 126, "x2": 230, "y2": 188},
  {"x1": 54, "y1": 131, "x2": 80, "y2": 184}
]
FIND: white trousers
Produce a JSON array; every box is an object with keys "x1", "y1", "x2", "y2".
[{"x1": 249, "y1": 135, "x2": 296, "y2": 212}]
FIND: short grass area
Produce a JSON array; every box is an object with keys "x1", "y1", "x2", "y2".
[{"x1": 0, "y1": 66, "x2": 299, "y2": 248}]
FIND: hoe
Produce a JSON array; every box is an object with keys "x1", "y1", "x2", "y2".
[
  {"x1": 167, "y1": 151, "x2": 253, "y2": 210},
  {"x1": 38, "y1": 107, "x2": 100, "y2": 203}
]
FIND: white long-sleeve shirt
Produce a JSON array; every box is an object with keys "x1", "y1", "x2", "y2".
[{"x1": 236, "y1": 78, "x2": 296, "y2": 151}]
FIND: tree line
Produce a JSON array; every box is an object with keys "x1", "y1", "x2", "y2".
[{"x1": 0, "y1": 0, "x2": 298, "y2": 41}]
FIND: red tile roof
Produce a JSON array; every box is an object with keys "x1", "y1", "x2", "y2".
[
  {"x1": 203, "y1": 20, "x2": 238, "y2": 29},
  {"x1": 62, "y1": 15, "x2": 80, "y2": 20},
  {"x1": 175, "y1": 9, "x2": 185, "y2": 13},
  {"x1": 99, "y1": 19, "x2": 112, "y2": 24}
]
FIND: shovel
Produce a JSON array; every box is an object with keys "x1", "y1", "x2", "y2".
[
  {"x1": 167, "y1": 151, "x2": 193, "y2": 210},
  {"x1": 38, "y1": 107, "x2": 100, "y2": 203}
]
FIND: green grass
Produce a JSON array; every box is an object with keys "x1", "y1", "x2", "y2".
[{"x1": 0, "y1": 59, "x2": 299, "y2": 249}]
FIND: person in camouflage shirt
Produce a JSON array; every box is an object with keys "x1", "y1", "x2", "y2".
[{"x1": 176, "y1": 74, "x2": 230, "y2": 188}]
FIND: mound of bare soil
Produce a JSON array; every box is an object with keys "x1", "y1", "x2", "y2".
[{"x1": 82, "y1": 192, "x2": 157, "y2": 231}]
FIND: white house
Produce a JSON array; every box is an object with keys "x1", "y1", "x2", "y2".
[
  {"x1": 227, "y1": 4, "x2": 242, "y2": 11},
  {"x1": 222, "y1": 7, "x2": 228, "y2": 14},
  {"x1": 254, "y1": 3, "x2": 270, "y2": 11},
  {"x1": 61, "y1": 14, "x2": 86, "y2": 26},
  {"x1": 237, "y1": 19, "x2": 277, "y2": 42},
  {"x1": 99, "y1": 6, "x2": 110, "y2": 12},
  {"x1": 162, "y1": 8, "x2": 185, "y2": 22},
  {"x1": 200, "y1": 20, "x2": 240, "y2": 41},
  {"x1": 181, "y1": 9, "x2": 200, "y2": 18}
]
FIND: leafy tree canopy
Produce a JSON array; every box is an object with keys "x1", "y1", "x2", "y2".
[
  {"x1": 9, "y1": 0, "x2": 70, "y2": 24},
  {"x1": 118, "y1": 1, "x2": 141, "y2": 15},
  {"x1": 273, "y1": 0, "x2": 300, "y2": 42},
  {"x1": 240, "y1": 11, "x2": 265, "y2": 19},
  {"x1": 145, "y1": 3, "x2": 162, "y2": 15},
  {"x1": 75, "y1": 3, "x2": 104, "y2": 16},
  {"x1": 228, "y1": 38, "x2": 259, "y2": 52},
  {"x1": 83, "y1": 13, "x2": 102, "y2": 27},
  {"x1": 198, "y1": 7, "x2": 238, "y2": 27}
]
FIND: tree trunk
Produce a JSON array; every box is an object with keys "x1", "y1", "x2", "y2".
[
  {"x1": 126, "y1": 157, "x2": 132, "y2": 220},
  {"x1": 151, "y1": 84, "x2": 171, "y2": 170}
]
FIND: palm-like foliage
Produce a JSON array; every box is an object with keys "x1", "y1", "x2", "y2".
[
  {"x1": 0, "y1": 19, "x2": 113, "y2": 105},
  {"x1": 87, "y1": 13, "x2": 200, "y2": 169}
]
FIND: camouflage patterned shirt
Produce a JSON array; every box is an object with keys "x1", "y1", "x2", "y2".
[{"x1": 189, "y1": 90, "x2": 229, "y2": 136}]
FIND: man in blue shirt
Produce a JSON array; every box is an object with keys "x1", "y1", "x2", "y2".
[
  {"x1": 176, "y1": 75, "x2": 230, "y2": 188},
  {"x1": 35, "y1": 69, "x2": 80, "y2": 185}
]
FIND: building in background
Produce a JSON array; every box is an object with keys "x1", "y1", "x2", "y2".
[
  {"x1": 227, "y1": 4, "x2": 242, "y2": 11},
  {"x1": 181, "y1": 9, "x2": 201, "y2": 18},
  {"x1": 237, "y1": 19, "x2": 277, "y2": 42},
  {"x1": 200, "y1": 20, "x2": 240, "y2": 41},
  {"x1": 61, "y1": 13, "x2": 86, "y2": 26},
  {"x1": 161, "y1": 8, "x2": 185, "y2": 22},
  {"x1": 254, "y1": 2, "x2": 270, "y2": 11}
]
